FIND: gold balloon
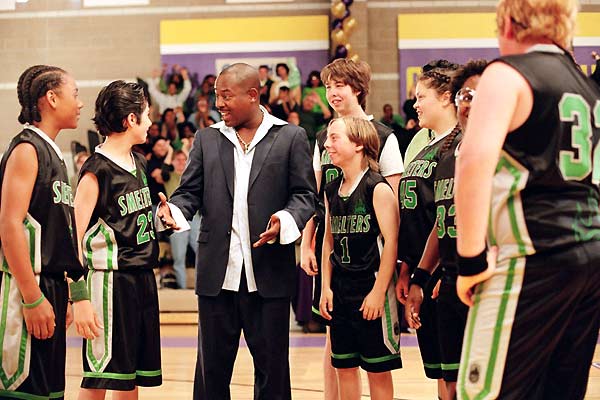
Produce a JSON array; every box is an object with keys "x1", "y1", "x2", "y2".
[
  {"x1": 344, "y1": 43, "x2": 353, "y2": 55},
  {"x1": 343, "y1": 16, "x2": 357, "y2": 35},
  {"x1": 331, "y1": 28, "x2": 348, "y2": 46},
  {"x1": 349, "y1": 53, "x2": 360, "y2": 62},
  {"x1": 331, "y1": 1, "x2": 346, "y2": 19}
]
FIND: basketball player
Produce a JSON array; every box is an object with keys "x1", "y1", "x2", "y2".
[
  {"x1": 320, "y1": 117, "x2": 401, "y2": 400},
  {"x1": 75, "y1": 81, "x2": 162, "y2": 399},
  {"x1": 455, "y1": 1, "x2": 600, "y2": 398},
  {"x1": 0, "y1": 65, "x2": 96, "y2": 400}
]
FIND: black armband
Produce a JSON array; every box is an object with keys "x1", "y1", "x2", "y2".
[
  {"x1": 458, "y1": 249, "x2": 488, "y2": 276},
  {"x1": 409, "y1": 268, "x2": 431, "y2": 288}
]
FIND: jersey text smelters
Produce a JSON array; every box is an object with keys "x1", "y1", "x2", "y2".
[
  {"x1": 80, "y1": 151, "x2": 158, "y2": 270},
  {"x1": 0, "y1": 128, "x2": 81, "y2": 277}
]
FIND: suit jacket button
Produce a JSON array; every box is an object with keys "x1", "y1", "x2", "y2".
[{"x1": 227, "y1": 230, "x2": 231, "y2": 235}]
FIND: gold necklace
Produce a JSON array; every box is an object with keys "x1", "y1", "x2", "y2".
[{"x1": 235, "y1": 130, "x2": 251, "y2": 153}]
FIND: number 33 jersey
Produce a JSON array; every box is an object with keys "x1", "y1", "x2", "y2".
[
  {"x1": 79, "y1": 150, "x2": 158, "y2": 271},
  {"x1": 492, "y1": 48, "x2": 600, "y2": 262}
]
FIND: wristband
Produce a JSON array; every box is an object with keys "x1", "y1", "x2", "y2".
[
  {"x1": 69, "y1": 280, "x2": 90, "y2": 302},
  {"x1": 458, "y1": 249, "x2": 488, "y2": 276},
  {"x1": 409, "y1": 268, "x2": 431, "y2": 288},
  {"x1": 22, "y1": 293, "x2": 45, "y2": 309}
]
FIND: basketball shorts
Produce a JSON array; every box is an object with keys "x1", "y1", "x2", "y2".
[
  {"x1": 329, "y1": 269, "x2": 402, "y2": 373},
  {"x1": 0, "y1": 272, "x2": 67, "y2": 400},
  {"x1": 415, "y1": 266, "x2": 443, "y2": 379},
  {"x1": 81, "y1": 269, "x2": 162, "y2": 390},
  {"x1": 436, "y1": 278, "x2": 468, "y2": 382},
  {"x1": 458, "y1": 241, "x2": 600, "y2": 400}
]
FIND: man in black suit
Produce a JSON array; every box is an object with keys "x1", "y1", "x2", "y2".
[{"x1": 157, "y1": 63, "x2": 316, "y2": 399}]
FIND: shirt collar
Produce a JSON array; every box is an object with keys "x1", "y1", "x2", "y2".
[
  {"x1": 24, "y1": 123, "x2": 64, "y2": 160},
  {"x1": 94, "y1": 145, "x2": 136, "y2": 172},
  {"x1": 526, "y1": 44, "x2": 564, "y2": 54},
  {"x1": 214, "y1": 106, "x2": 287, "y2": 151},
  {"x1": 429, "y1": 126, "x2": 454, "y2": 146}
]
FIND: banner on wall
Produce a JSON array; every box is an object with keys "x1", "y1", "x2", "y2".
[
  {"x1": 397, "y1": 13, "x2": 600, "y2": 105},
  {"x1": 160, "y1": 15, "x2": 329, "y2": 82}
]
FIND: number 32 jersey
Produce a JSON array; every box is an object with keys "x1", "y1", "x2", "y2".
[
  {"x1": 491, "y1": 47, "x2": 600, "y2": 262},
  {"x1": 79, "y1": 150, "x2": 158, "y2": 271}
]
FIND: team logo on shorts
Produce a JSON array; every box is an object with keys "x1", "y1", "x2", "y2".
[{"x1": 469, "y1": 363, "x2": 480, "y2": 383}]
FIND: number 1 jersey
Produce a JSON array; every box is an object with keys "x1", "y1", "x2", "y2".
[{"x1": 79, "y1": 151, "x2": 158, "y2": 271}]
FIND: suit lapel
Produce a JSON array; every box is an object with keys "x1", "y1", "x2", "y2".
[
  {"x1": 218, "y1": 133, "x2": 234, "y2": 198},
  {"x1": 249, "y1": 126, "x2": 278, "y2": 191}
]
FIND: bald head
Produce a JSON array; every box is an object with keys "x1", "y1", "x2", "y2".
[
  {"x1": 215, "y1": 63, "x2": 263, "y2": 128},
  {"x1": 218, "y1": 63, "x2": 260, "y2": 92}
]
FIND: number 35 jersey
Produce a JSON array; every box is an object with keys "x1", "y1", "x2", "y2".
[
  {"x1": 79, "y1": 150, "x2": 158, "y2": 271},
  {"x1": 492, "y1": 47, "x2": 600, "y2": 262}
]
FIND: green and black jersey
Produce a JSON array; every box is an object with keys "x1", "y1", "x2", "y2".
[
  {"x1": 433, "y1": 133, "x2": 462, "y2": 280},
  {"x1": 315, "y1": 121, "x2": 394, "y2": 223},
  {"x1": 80, "y1": 150, "x2": 158, "y2": 271},
  {"x1": 398, "y1": 134, "x2": 450, "y2": 270},
  {"x1": 325, "y1": 169, "x2": 387, "y2": 273},
  {"x1": 0, "y1": 127, "x2": 81, "y2": 278},
  {"x1": 491, "y1": 48, "x2": 600, "y2": 262}
]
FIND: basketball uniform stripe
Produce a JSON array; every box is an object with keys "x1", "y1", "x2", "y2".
[
  {"x1": 135, "y1": 369, "x2": 162, "y2": 377},
  {"x1": 331, "y1": 352, "x2": 360, "y2": 360},
  {"x1": 0, "y1": 214, "x2": 41, "y2": 275},
  {"x1": 84, "y1": 219, "x2": 119, "y2": 271},
  {"x1": 489, "y1": 152, "x2": 534, "y2": 262},
  {"x1": 0, "y1": 273, "x2": 33, "y2": 390},
  {"x1": 85, "y1": 269, "x2": 114, "y2": 372},
  {"x1": 458, "y1": 257, "x2": 525, "y2": 400},
  {"x1": 82, "y1": 371, "x2": 135, "y2": 380}
]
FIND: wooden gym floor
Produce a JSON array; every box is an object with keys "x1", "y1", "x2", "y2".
[{"x1": 62, "y1": 290, "x2": 600, "y2": 399}]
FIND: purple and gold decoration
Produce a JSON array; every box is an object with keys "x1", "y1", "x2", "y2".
[{"x1": 330, "y1": 0, "x2": 358, "y2": 61}]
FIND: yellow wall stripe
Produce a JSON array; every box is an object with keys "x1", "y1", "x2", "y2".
[
  {"x1": 398, "y1": 13, "x2": 600, "y2": 40},
  {"x1": 161, "y1": 15, "x2": 328, "y2": 45}
]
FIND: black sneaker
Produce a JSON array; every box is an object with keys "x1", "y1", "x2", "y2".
[{"x1": 160, "y1": 272, "x2": 178, "y2": 289}]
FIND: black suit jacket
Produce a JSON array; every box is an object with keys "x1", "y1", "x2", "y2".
[{"x1": 170, "y1": 122, "x2": 316, "y2": 297}]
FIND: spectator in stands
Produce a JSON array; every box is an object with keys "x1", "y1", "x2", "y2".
[
  {"x1": 302, "y1": 71, "x2": 329, "y2": 118},
  {"x1": 70, "y1": 150, "x2": 90, "y2": 190},
  {"x1": 380, "y1": 103, "x2": 405, "y2": 130},
  {"x1": 193, "y1": 74, "x2": 217, "y2": 111},
  {"x1": 177, "y1": 121, "x2": 196, "y2": 155},
  {"x1": 161, "y1": 108, "x2": 183, "y2": 150},
  {"x1": 297, "y1": 93, "x2": 331, "y2": 151},
  {"x1": 269, "y1": 63, "x2": 291, "y2": 105},
  {"x1": 270, "y1": 86, "x2": 298, "y2": 121},
  {"x1": 161, "y1": 150, "x2": 201, "y2": 289},
  {"x1": 147, "y1": 137, "x2": 170, "y2": 206},
  {"x1": 134, "y1": 121, "x2": 161, "y2": 156},
  {"x1": 403, "y1": 84, "x2": 419, "y2": 130},
  {"x1": 148, "y1": 67, "x2": 192, "y2": 114},
  {"x1": 259, "y1": 65, "x2": 274, "y2": 106},
  {"x1": 188, "y1": 95, "x2": 220, "y2": 130}
]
